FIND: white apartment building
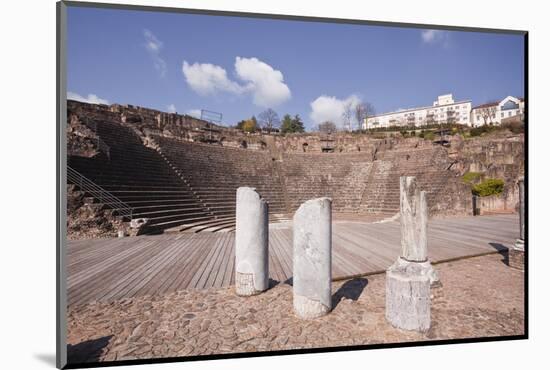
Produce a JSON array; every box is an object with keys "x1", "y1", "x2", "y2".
[
  {"x1": 363, "y1": 94, "x2": 472, "y2": 129},
  {"x1": 470, "y1": 96, "x2": 524, "y2": 127}
]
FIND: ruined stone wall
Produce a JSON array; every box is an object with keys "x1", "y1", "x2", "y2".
[
  {"x1": 67, "y1": 114, "x2": 99, "y2": 157},
  {"x1": 67, "y1": 184, "x2": 125, "y2": 240},
  {"x1": 66, "y1": 101, "x2": 525, "y2": 221},
  {"x1": 448, "y1": 133, "x2": 524, "y2": 212}
]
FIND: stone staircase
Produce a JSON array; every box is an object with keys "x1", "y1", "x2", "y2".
[
  {"x1": 359, "y1": 146, "x2": 458, "y2": 215},
  {"x1": 153, "y1": 136, "x2": 291, "y2": 232},
  {"x1": 68, "y1": 119, "x2": 215, "y2": 233},
  {"x1": 279, "y1": 152, "x2": 374, "y2": 213}
]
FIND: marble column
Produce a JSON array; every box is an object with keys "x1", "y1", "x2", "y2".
[
  {"x1": 235, "y1": 187, "x2": 269, "y2": 296},
  {"x1": 293, "y1": 197, "x2": 332, "y2": 319},
  {"x1": 509, "y1": 177, "x2": 525, "y2": 270},
  {"x1": 386, "y1": 176, "x2": 435, "y2": 332},
  {"x1": 400, "y1": 176, "x2": 428, "y2": 262}
]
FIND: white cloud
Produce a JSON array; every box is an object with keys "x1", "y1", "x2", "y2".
[
  {"x1": 166, "y1": 104, "x2": 176, "y2": 113},
  {"x1": 186, "y1": 109, "x2": 202, "y2": 118},
  {"x1": 181, "y1": 57, "x2": 291, "y2": 108},
  {"x1": 421, "y1": 29, "x2": 450, "y2": 46},
  {"x1": 309, "y1": 94, "x2": 362, "y2": 128},
  {"x1": 182, "y1": 61, "x2": 244, "y2": 96},
  {"x1": 67, "y1": 91, "x2": 109, "y2": 105},
  {"x1": 144, "y1": 29, "x2": 167, "y2": 77},
  {"x1": 234, "y1": 57, "x2": 291, "y2": 107}
]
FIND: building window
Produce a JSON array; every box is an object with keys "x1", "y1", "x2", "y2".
[
  {"x1": 477, "y1": 115, "x2": 481, "y2": 120},
  {"x1": 501, "y1": 112, "x2": 504, "y2": 118}
]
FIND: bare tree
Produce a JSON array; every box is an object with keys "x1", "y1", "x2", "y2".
[
  {"x1": 355, "y1": 102, "x2": 376, "y2": 130},
  {"x1": 342, "y1": 102, "x2": 354, "y2": 131},
  {"x1": 318, "y1": 121, "x2": 337, "y2": 133},
  {"x1": 478, "y1": 105, "x2": 498, "y2": 125},
  {"x1": 355, "y1": 104, "x2": 367, "y2": 130},
  {"x1": 258, "y1": 108, "x2": 281, "y2": 133}
]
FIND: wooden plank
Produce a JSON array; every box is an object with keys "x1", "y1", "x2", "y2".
[
  {"x1": 99, "y1": 236, "x2": 187, "y2": 302},
  {"x1": 190, "y1": 233, "x2": 226, "y2": 289},
  {"x1": 221, "y1": 234, "x2": 236, "y2": 287},
  {"x1": 273, "y1": 228, "x2": 295, "y2": 280},
  {"x1": 135, "y1": 236, "x2": 197, "y2": 297},
  {"x1": 68, "y1": 237, "x2": 168, "y2": 306},
  {"x1": 268, "y1": 230, "x2": 291, "y2": 283},
  {"x1": 161, "y1": 233, "x2": 213, "y2": 293},
  {"x1": 213, "y1": 233, "x2": 234, "y2": 288},
  {"x1": 66, "y1": 215, "x2": 518, "y2": 305},
  {"x1": 205, "y1": 232, "x2": 233, "y2": 288}
]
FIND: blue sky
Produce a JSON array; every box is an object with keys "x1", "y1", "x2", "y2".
[{"x1": 67, "y1": 6, "x2": 525, "y2": 130}]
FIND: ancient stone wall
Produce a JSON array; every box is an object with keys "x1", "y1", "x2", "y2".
[
  {"x1": 448, "y1": 133, "x2": 524, "y2": 212},
  {"x1": 67, "y1": 114, "x2": 99, "y2": 158},
  {"x1": 67, "y1": 184, "x2": 125, "y2": 240},
  {"x1": 280, "y1": 152, "x2": 374, "y2": 212}
]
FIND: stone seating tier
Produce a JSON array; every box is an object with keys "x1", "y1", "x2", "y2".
[
  {"x1": 68, "y1": 120, "x2": 215, "y2": 231},
  {"x1": 68, "y1": 117, "x2": 470, "y2": 233}
]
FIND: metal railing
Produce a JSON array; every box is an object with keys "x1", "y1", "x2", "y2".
[
  {"x1": 82, "y1": 117, "x2": 111, "y2": 160},
  {"x1": 67, "y1": 166, "x2": 133, "y2": 220}
]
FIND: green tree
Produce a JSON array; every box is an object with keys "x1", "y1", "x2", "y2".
[
  {"x1": 472, "y1": 178, "x2": 504, "y2": 197},
  {"x1": 280, "y1": 114, "x2": 305, "y2": 134},
  {"x1": 291, "y1": 114, "x2": 305, "y2": 133},
  {"x1": 280, "y1": 114, "x2": 293, "y2": 134}
]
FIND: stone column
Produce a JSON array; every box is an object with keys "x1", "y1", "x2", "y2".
[
  {"x1": 235, "y1": 187, "x2": 269, "y2": 296},
  {"x1": 518, "y1": 177, "x2": 525, "y2": 241},
  {"x1": 400, "y1": 176, "x2": 428, "y2": 262},
  {"x1": 293, "y1": 198, "x2": 332, "y2": 319},
  {"x1": 509, "y1": 177, "x2": 525, "y2": 270},
  {"x1": 386, "y1": 176, "x2": 435, "y2": 332}
]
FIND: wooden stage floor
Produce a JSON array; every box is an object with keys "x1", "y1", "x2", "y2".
[{"x1": 67, "y1": 214, "x2": 518, "y2": 306}]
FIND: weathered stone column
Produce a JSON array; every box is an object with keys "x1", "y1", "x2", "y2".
[
  {"x1": 293, "y1": 197, "x2": 332, "y2": 319},
  {"x1": 386, "y1": 176, "x2": 434, "y2": 332},
  {"x1": 400, "y1": 176, "x2": 428, "y2": 262},
  {"x1": 509, "y1": 177, "x2": 525, "y2": 270},
  {"x1": 518, "y1": 177, "x2": 525, "y2": 241},
  {"x1": 235, "y1": 187, "x2": 269, "y2": 296}
]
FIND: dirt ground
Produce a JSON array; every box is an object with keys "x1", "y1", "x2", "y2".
[{"x1": 67, "y1": 252, "x2": 524, "y2": 364}]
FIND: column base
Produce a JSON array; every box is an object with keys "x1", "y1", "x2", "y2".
[
  {"x1": 508, "y1": 241, "x2": 524, "y2": 271},
  {"x1": 235, "y1": 272, "x2": 265, "y2": 296},
  {"x1": 386, "y1": 258, "x2": 431, "y2": 332},
  {"x1": 293, "y1": 294, "x2": 331, "y2": 319}
]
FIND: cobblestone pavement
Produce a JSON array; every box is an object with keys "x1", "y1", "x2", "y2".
[{"x1": 67, "y1": 253, "x2": 524, "y2": 364}]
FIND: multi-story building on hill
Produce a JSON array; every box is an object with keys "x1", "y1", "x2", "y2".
[
  {"x1": 363, "y1": 93, "x2": 525, "y2": 130},
  {"x1": 470, "y1": 96, "x2": 525, "y2": 127},
  {"x1": 363, "y1": 94, "x2": 472, "y2": 129}
]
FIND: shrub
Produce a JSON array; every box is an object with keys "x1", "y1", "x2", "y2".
[
  {"x1": 469, "y1": 126, "x2": 485, "y2": 137},
  {"x1": 502, "y1": 121, "x2": 525, "y2": 134},
  {"x1": 472, "y1": 178, "x2": 504, "y2": 197},
  {"x1": 424, "y1": 131, "x2": 435, "y2": 141},
  {"x1": 462, "y1": 171, "x2": 482, "y2": 184}
]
